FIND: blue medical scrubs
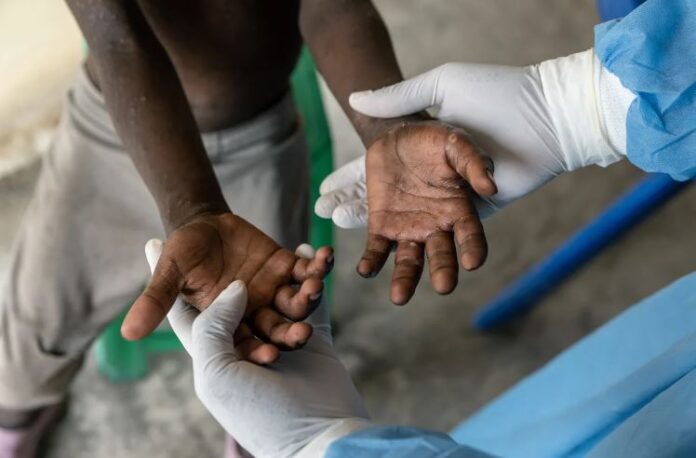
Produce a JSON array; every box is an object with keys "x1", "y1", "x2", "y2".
[{"x1": 328, "y1": 0, "x2": 696, "y2": 455}]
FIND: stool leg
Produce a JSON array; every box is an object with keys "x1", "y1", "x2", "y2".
[{"x1": 473, "y1": 174, "x2": 692, "y2": 330}]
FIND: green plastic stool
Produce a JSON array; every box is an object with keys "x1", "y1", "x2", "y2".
[{"x1": 93, "y1": 48, "x2": 334, "y2": 382}]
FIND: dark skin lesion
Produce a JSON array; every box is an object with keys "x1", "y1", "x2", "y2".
[{"x1": 360, "y1": 122, "x2": 496, "y2": 305}]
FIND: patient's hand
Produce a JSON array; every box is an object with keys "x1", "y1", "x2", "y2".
[
  {"x1": 361, "y1": 121, "x2": 496, "y2": 305},
  {"x1": 121, "y1": 213, "x2": 333, "y2": 364}
]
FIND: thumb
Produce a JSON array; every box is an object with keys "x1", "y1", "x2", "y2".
[
  {"x1": 192, "y1": 280, "x2": 248, "y2": 362},
  {"x1": 144, "y1": 239, "x2": 198, "y2": 354},
  {"x1": 122, "y1": 242, "x2": 183, "y2": 341},
  {"x1": 349, "y1": 65, "x2": 447, "y2": 118}
]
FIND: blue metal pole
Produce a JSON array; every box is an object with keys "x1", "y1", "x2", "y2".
[
  {"x1": 596, "y1": 0, "x2": 646, "y2": 21},
  {"x1": 473, "y1": 174, "x2": 692, "y2": 330}
]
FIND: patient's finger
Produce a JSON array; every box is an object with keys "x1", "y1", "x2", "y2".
[
  {"x1": 273, "y1": 278, "x2": 323, "y2": 320},
  {"x1": 294, "y1": 243, "x2": 331, "y2": 333},
  {"x1": 122, "y1": 255, "x2": 183, "y2": 340},
  {"x1": 357, "y1": 233, "x2": 392, "y2": 278},
  {"x1": 390, "y1": 241, "x2": 425, "y2": 305},
  {"x1": 234, "y1": 322, "x2": 279, "y2": 365},
  {"x1": 292, "y1": 246, "x2": 334, "y2": 282},
  {"x1": 425, "y1": 232, "x2": 458, "y2": 295},
  {"x1": 143, "y1": 239, "x2": 198, "y2": 353},
  {"x1": 250, "y1": 306, "x2": 313, "y2": 350},
  {"x1": 454, "y1": 213, "x2": 487, "y2": 271},
  {"x1": 445, "y1": 128, "x2": 497, "y2": 196}
]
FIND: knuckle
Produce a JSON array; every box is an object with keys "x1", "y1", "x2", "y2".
[
  {"x1": 363, "y1": 248, "x2": 385, "y2": 260},
  {"x1": 427, "y1": 248, "x2": 455, "y2": 261},
  {"x1": 456, "y1": 213, "x2": 483, "y2": 228},
  {"x1": 396, "y1": 257, "x2": 423, "y2": 268},
  {"x1": 458, "y1": 233, "x2": 487, "y2": 249}
]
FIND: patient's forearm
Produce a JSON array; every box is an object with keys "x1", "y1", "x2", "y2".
[
  {"x1": 67, "y1": 0, "x2": 228, "y2": 232},
  {"x1": 300, "y1": 0, "x2": 427, "y2": 146}
]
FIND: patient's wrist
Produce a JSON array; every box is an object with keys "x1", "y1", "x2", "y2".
[{"x1": 162, "y1": 199, "x2": 231, "y2": 233}]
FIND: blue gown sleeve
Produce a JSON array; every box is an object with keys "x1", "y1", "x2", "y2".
[
  {"x1": 594, "y1": 0, "x2": 696, "y2": 180},
  {"x1": 326, "y1": 272, "x2": 696, "y2": 458},
  {"x1": 587, "y1": 368, "x2": 696, "y2": 457},
  {"x1": 449, "y1": 272, "x2": 696, "y2": 458},
  {"x1": 325, "y1": 426, "x2": 496, "y2": 458}
]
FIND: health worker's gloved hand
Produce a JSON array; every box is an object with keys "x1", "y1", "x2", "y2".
[
  {"x1": 143, "y1": 240, "x2": 371, "y2": 458},
  {"x1": 316, "y1": 49, "x2": 635, "y2": 225}
]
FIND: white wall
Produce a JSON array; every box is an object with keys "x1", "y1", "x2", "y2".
[{"x1": 0, "y1": 0, "x2": 82, "y2": 176}]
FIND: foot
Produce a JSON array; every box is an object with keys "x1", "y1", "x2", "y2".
[
  {"x1": 0, "y1": 402, "x2": 67, "y2": 458},
  {"x1": 224, "y1": 434, "x2": 253, "y2": 458}
]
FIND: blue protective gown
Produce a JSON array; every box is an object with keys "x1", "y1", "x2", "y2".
[
  {"x1": 328, "y1": 2, "x2": 696, "y2": 454},
  {"x1": 595, "y1": 0, "x2": 696, "y2": 180},
  {"x1": 328, "y1": 272, "x2": 696, "y2": 458}
]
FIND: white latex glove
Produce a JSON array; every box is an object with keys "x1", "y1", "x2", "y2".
[
  {"x1": 315, "y1": 155, "x2": 368, "y2": 229},
  {"x1": 315, "y1": 49, "x2": 635, "y2": 226},
  {"x1": 144, "y1": 239, "x2": 371, "y2": 458}
]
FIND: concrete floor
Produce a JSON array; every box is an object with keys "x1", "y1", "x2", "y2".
[{"x1": 0, "y1": 0, "x2": 694, "y2": 457}]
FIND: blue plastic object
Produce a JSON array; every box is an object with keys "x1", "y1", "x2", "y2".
[
  {"x1": 474, "y1": 173, "x2": 690, "y2": 329},
  {"x1": 596, "y1": 0, "x2": 646, "y2": 21}
]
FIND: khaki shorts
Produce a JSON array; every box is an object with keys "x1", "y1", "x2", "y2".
[{"x1": 0, "y1": 68, "x2": 308, "y2": 409}]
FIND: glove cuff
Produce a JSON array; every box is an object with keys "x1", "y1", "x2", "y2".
[
  {"x1": 537, "y1": 49, "x2": 629, "y2": 171},
  {"x1": 295, "y1": 418, "x2": 372, "y2": 458},
  {"x1": 598, "y1": 63, "x2": 636, "y2": 156}
]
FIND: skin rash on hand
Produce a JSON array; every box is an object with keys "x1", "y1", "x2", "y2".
[{"x1": 361, "y1": 121, "x2": 496, "y2": 305}]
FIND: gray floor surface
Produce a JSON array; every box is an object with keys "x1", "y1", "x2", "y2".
[{"x1": 0, "y1": 0, "x2": 693, "y2": 456}]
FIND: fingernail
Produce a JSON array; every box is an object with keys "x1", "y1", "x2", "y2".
[
  {"x1": 326, "y1": 254, "x2": 334, "y2": 265},
  {"x1": 487, "y1": 170, "x2": 494, "y2": 181},
  {"x1": 357, "y1": 270, "x2": 372, "y2": 279},
  {"x1": 310, "y1": 292, "x2": 323, "y2": 301}
]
